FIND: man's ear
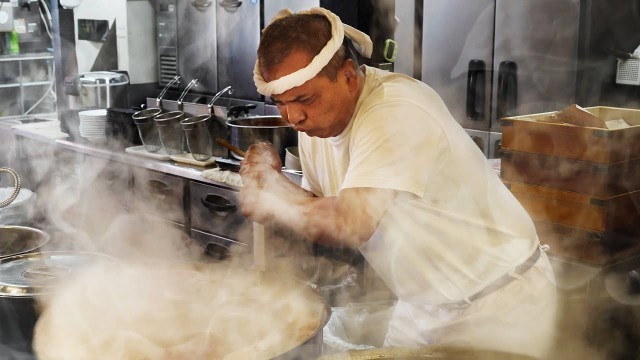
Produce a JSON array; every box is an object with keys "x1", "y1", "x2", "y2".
[{"x1": 342, "y1": 59, "x2": 359, "y2": 90}]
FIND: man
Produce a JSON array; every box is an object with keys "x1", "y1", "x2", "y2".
[{"x1": 240, "y1": 7, "x2": 557, "y2": 358}]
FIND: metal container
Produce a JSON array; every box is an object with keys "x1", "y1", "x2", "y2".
[
  {"x1": 180, "y1": 114, "x2": 227, "y2": 161},
  {"x1": 31, "y1": 265, "x2": 329, "y2": 360},
  {"x1": 226, "y1": 116, "x2": 295, "y2": 160},
  {"x1": 154, "y1": 111, "x2": 186, "y2": 155},
  {"x1": 132, "y1": 108, "x2": 163, "y2": 153},
  {"x1": 0, "y1": 226, "x2": 49, "y2": 259},
  {"x1": 75, "y1": 71, "x2": 130, "y2": 109},
  {"x1": 317, "y1": 346, "x2": 536, "y2": 359},
  {"x1": 0, "y1": 251, "x2": 113, "y2": 354}
]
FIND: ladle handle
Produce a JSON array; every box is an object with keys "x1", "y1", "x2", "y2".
[
  {"x1": 178, "y1": 79, "x2": 199, "y2": 104},
  {"x1": 208, "y1": 85, "x2": 234, "y2": 107},
  {"x1": 156, "y1": 75, "x2": 181, "y2": 107},
  {"x1": 0, "y1": 167, "x2": 20, "y2": 208},
  {"x1": 216, "y1": 138, "x2": 245, "y2": 158}
]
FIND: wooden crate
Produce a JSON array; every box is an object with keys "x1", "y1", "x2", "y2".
[
  {"x1": 501, "y1": 106, "x2": 640, "y2": 164},
  {"x1": 504, "y1": 181, "x2": 640, "y2": 232},
  {"x1": 501, "y1": 149, "x2": 640, "y2": 197},
  {"x1": 535, "y1": 220, "x2": 640, "y2": 266}
]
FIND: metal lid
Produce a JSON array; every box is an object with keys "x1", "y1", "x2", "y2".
[
  {"x1": 0, "y1": 251, "x2": 114, "y2": 297},
  {"x1": 0, "y1": 225, "x2": 49, "y2": 260},
  {"x1": 79, "y1": 71, "x2": 129, "y2": 86}
]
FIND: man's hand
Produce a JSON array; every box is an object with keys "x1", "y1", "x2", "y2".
[{"x1": 239, "y1": 142, "x2": 283, "y2": 222}]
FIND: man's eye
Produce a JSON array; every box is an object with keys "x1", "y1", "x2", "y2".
[{"x1": 300, "y1": 97, "x2": 313, "y2": 105}]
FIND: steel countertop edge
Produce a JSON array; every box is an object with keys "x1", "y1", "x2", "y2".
[{"x1": 10, "y1": 120, "x2": 242, "y2": 190}]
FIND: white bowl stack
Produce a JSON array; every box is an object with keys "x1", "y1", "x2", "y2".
[{"x1": 78, "y1": 109, "x2": 108, "y2": 143}]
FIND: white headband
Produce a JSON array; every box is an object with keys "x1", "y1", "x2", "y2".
[{"x1": 253, "y1": 7, "x2": 373, "y2": 97}]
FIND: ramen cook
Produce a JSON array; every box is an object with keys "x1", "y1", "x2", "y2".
[{"x1": 239, "y1": 7, "x2": 557, "y2": 358}]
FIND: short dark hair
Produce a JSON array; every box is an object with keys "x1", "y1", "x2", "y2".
[{"x1": 258, "y1": 13, "x2": 360, "y2": 82}]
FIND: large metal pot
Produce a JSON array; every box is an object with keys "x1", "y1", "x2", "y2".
[
  {"x1": 226, "y1": 116, "x2": 297, "y2": 160},
  {"x1": 0, "y1": 251, "x2": 113, "y2": 355},
  {"x1": 317, "y1": 346, "x2": 537, "y2": 359},
  {"x1": 0, "y1": 226, "x2": 49, "y2": 259},
  {"x1": 65, "y1": 71, "x2": 130, "y2": 110},
  {"x1": 32, "y1": 265, "x2": 329, "y2": 360}
]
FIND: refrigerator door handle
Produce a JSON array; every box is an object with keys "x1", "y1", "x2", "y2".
[
  {"x1": 466, "y1": 59, "x2": 486, "y2": 121},
  {"x1": 497, "y1": 60, "x2": 518, "y2": 120}
]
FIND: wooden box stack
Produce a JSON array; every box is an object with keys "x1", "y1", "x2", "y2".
[{"x1": 500, "y1": 106, "x2": 640, "y2": 265}]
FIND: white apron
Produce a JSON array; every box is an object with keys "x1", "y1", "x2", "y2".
[{"x1": 383, "y1": 251, "x2": 558, "y2": 359}]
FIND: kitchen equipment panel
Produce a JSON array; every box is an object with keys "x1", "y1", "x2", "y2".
[
  {"x1": 132, "y1": 169, "x2": 186, "y2": 225},
  {"x1": 215, "y1": 0, "x2": 260, "y2": 100},
  {"x1": 190, "y1": 181, "x2": 251, "y2": 243},
  {"x1": 420, "y1": 0, "x2": 580, "y2": 132},
  {"x1": 177, "y1": 0, "x2": 218, "y2": 93},
  {"x1": 190, "y1": 228, "x2": 249, "y2": 261},
  {"x1": 464, "y1": 128, "x2": 489, "y2": 157},
  {"x1": 488, "y1": 131, "x2": 502, "y2": 159}
]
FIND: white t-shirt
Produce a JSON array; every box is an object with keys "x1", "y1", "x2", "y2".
[{"x1": 299, "y1": 66, "x2": 540, "y2": 305}]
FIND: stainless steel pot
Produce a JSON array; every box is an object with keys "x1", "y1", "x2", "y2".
[
  {"x1": 75, "y1": 71, "x2": 130, "y2": 109},
  {"x1": 226, "y1": 116, "x2": 296, "y2": 160},
  {"x1": 0, "y1": 226, "x2": 49, "y2": 259},
  {"x1": 0, "y1": 251, "x2": 114, "y2": 355},
  {"x1": 317, "y1": 346, "x2": 537, "y2": 359}
]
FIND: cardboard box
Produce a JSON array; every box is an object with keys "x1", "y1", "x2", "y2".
[{"x1": 501, "y1": 106, "x2": 640, "y2": 164}]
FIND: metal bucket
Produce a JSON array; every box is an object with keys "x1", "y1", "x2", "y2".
[
  {"x1": 0, "y1": 251, "x2": 114, "y2": 354},
  {"x1": 226, "y1": 116, "x2": 296, "y2": 161}
]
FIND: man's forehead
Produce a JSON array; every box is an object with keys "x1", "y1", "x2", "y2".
[
  {"x1": 263, "y1": 50, "x2": 315, "y2": 82},
  {"x1": 270, "y1": 86, "x2": 310, "y2": 103}
]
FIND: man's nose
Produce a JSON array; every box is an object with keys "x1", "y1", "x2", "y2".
[{"x1": 286, "y1": 105, "x2": 305, "y2": 125}]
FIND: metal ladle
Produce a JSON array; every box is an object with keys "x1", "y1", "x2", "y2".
[{"x1": 0, "y1": 168, "x2": 21, "y2": 208}]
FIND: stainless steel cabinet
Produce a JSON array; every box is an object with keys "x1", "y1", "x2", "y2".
[
  {"x1": 131, "y1": 169, "x2": 186, "y2": 226},
  {"x1": 190, "y1": 181, "x2": 251, "y2": 244},
  {"x1": 215, "y1": 0, "x2": 261, "y2": 100},
  {"x1": 420, "y1": 0, "x2": 580, "y2": 132},
  {"x1": 176, "y1": 0, "x2": 218, "y2": 93}
]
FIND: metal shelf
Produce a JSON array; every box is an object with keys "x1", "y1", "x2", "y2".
[
  {"x1": 0, "y1": 81, "x2": 52, "y2": 89},
  {"x1": 0, "y1": 53, "x2": 55, "y2": 116},
  {"x1": 0, "y1": 53, "x2": 54, "y2": 62}
]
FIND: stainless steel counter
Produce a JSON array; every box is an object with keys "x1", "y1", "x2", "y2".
[{"x1": 9, "y1": 117, "x2": 302, "y2": 188}]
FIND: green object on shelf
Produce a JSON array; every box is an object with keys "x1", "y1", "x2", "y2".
[{"x1": 8, "y1": 31, "x2": 20, "y2": 55}]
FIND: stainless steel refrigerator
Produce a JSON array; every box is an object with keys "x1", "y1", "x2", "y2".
[{"x1": 419, "y1": 0, "x2": 580, "y2": 157}]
